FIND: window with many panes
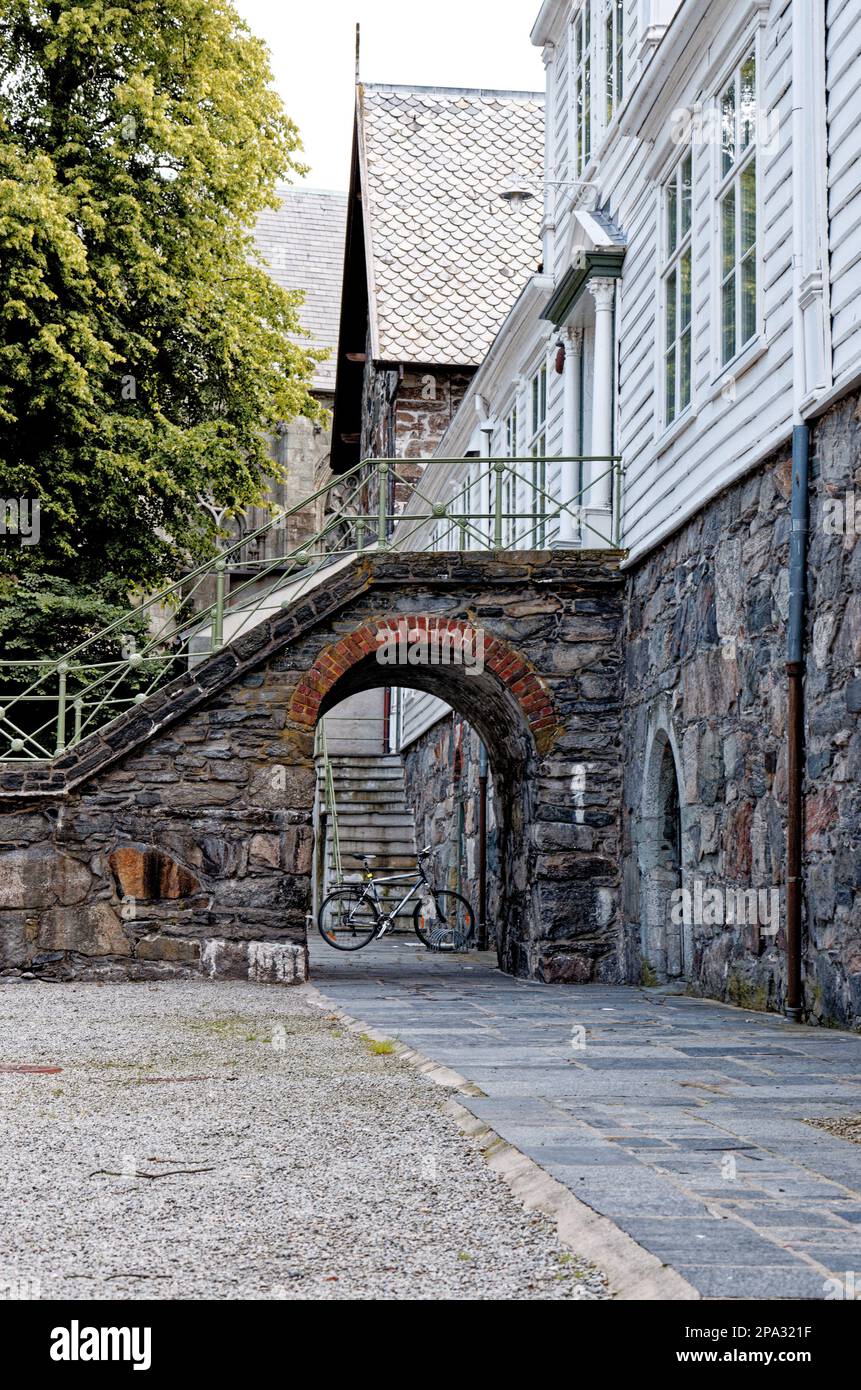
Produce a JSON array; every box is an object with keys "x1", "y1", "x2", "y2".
[
  {"x1": 662, "y1": 149, "x2": 693, "y2": 426},
  {"x1": 572, "y1": 4, "x2": 592, "y2": 175},
  {"x1": 718, "y1": 49, "x2": 758, "y2": 366},
  {"x1": 605, "y1": 0, "x2": 623, "y2": 125},
  {"x1": 529, "y1": 365, "x2": 548, "y2": 547}
]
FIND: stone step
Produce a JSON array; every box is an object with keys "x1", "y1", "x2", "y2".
[
  {"x1": 336, "y1": 822, "x2": 417, "y2": 834},
  {"x1": 334, "y1": 811, "x2": 416, "y2": 827},
  {"x1": 329, "y1": 774, "x2": 406, "y2": 792},
  {"x1": 326, "y1": 850, "x2": 417, "y2": 861},
  {"x1": 329, "y1": 769, "x2": 405, "y2": 779},
  {"x1": 330, "y1": 786, "x2": 409, "y2": 801},
  {"x1": 318, "y1": 752, "x2": 418, "y2": 916},
  {"x1": 327, "y1": 755, "x2": 403, "y2": 768},
  {"x1": 329, "y1": 775, "x2": 406, "y2": 790},
  {"x1": 336, "y1": 845, "x2": 417, "y2": 860}
]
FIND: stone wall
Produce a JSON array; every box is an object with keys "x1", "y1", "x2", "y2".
[
  {"x1": 622, "y1": 388, "x2": 861, "y2": 1028},
  {"x1": 401, "y1": 714, "x2": 501, "y2": 942},
  {"x1": 360, "y1": 350, "x2": 473, "y2": 465},
  {"x1": 0, "y1": 552, "x2": 625, "y2": 988},
  {"x1": 803, "y1": 392, "x2": 861, "y2": 1026},
  {"x1": 358, "y1": 350, "x2": 474, "y2": 531}
]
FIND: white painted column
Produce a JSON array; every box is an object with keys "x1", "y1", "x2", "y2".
[
  {"x1": 588, "y1": 277, "x2": 616, "y2": 516},
  {"x1": 589, "y1": 276, "x2": 617, "y2": 500},
  {"x1": 557, "y1": 326, "x2": 582, "y2": 546}
]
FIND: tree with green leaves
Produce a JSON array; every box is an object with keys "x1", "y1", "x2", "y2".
[{"x1": 0, "y1": 0, "x2": 322, "y2": 658}]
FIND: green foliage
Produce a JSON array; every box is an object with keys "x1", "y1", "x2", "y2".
[
  {"x1": 0, "y1": 571, "x2": 149, "y2": 659},
  {"x1": 0, "y1": 0, "x2": 322, "y2": 655}
]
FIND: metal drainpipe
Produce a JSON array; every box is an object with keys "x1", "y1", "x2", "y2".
[
  {"x1": 478, "y1": 741, "x2": 488, "y2": 949},
  {"x1": 785, "y1": 423, "x2": 809, "y2": 1022},
  {"x1": 382, "y1": 685, "x2": 391, "y2": 754}
]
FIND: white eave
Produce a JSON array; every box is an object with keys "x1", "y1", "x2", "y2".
[
  {"x1": 530, "y1": 0, "x2": 569, "y2": 48},
  {"x1": 573, "y1": 209, "x2": 622, "y2": 250},
  {"x1": 355, "y1": 86, "x2": 382, "y2": 363}
]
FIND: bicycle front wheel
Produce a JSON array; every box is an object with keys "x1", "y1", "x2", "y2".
[
  {"x1": 414, "y1": 891, "x2": 476, "y2": 952},
  {"x1": 318, "y1": 887, "x2": 379, "y2": 952}
]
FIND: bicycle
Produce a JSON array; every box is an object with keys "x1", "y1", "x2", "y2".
[{"x1": 317, "y1": 846, "x2": 476, "y2": 953}]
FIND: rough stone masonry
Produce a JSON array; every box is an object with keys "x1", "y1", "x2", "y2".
[{"x1": 0, "y1": 552, "x2": 625, "y2": 987}]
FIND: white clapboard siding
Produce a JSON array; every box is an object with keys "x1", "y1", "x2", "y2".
[
  {"x1": 429, "y1": 0, "x2": 855, "y2": 566},
  {"x1": 398, "y1": 688, "x2": 451, "y2": 749},
  {"x1": 827, "y1": 0, "x2": 861, "y2": 382},
  {"x1": 619, "y1": 0, "x2": 798, "y2": 556}
]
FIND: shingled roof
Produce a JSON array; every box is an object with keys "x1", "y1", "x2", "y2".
[
  {"x1": 253, "y1": 188, "x2": 348, "y2": 393},
  {"x1": 358, "y1": 83, "x2": 545, "y2": 366}
]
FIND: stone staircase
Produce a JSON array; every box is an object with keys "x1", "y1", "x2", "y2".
[{"x1": 318, "y1": 753, "x2": 419, "y2": 929}]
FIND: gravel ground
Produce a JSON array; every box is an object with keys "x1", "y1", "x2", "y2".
[
  {"x1": 0, "y1": 978, "x2": 608, "y2": 1301},
  {"x1": 804, "y1": 1113, "x2": 861, "y2": 1145}
]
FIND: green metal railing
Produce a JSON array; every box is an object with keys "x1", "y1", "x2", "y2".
[
  {"x1": 0, "y1": 452, "x2": 623, "y2": 762},
  {"x1": 317, "y1": 722, "x2": 343, "y2": 890}
]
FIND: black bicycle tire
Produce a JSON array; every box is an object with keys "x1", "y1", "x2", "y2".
[
  {"x1": 413, "y1": 890, "x2": 476, "y2": 951},
  {"x1": 318, "y1": 886, "x2": 379, "y2": 952}
]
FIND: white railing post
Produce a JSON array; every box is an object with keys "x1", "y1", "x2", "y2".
[{"x1": 479, "y1": 421, "x2": 494, "y2": 548}]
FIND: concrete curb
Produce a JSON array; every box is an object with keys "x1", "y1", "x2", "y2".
[{"x1": 306, "y1": 983, "x2": 700, "y2": 1302}]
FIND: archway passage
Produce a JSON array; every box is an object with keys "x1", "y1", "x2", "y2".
[
  {"x1": 639, "y1": 729, "x2": 685, "y2": 981},
  {"x1": 305, "y1": 622, "x2": 541, "y2": 972},
  {"x1": 0, "y1": 553, "x2": 625, "y2": 987}
]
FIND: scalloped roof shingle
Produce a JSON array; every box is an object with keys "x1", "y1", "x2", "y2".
[{"x1": 359, "y1": 84, "x2": 545, "y2": 366}]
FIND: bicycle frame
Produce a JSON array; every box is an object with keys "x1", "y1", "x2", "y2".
[{"x1": 349, "y1": 858, "x2": 435, "y2": 937}]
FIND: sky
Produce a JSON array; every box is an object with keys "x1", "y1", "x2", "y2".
[{"x1": 235, "y1": 1, "x2": 545, "y2": 192}]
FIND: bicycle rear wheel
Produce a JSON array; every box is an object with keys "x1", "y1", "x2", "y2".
[
  {"x1": 318, "y1": 886, "x2": 378, "y2": 951},
  {"x1": 414, "y1": 890, "x2": 475, "y2": 952}
]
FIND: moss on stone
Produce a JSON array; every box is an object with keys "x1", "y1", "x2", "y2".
[{"x1": 726, "y1": 973, "x2": 767, "y2": 1012}]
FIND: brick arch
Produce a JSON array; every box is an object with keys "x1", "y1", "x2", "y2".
[{"x1": 288, "y1": 616, "x2": 558, "y2": 746}]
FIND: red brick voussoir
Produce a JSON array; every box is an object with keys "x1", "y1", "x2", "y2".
[{"x1": 288, "y1": 616, "x2": 557, "y2": 744}]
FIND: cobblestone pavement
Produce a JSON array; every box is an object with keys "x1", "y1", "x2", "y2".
[
  {"x1": 0, "y1": 976, "x2": 606, "y2": 1301},
  {"x1": 312, "y1": 933, "x2": 861, "y2": 1300}
]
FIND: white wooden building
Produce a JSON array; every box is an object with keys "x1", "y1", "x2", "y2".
[{"x1": 390, "y1": 0, "x2": 859, "y2": 752}]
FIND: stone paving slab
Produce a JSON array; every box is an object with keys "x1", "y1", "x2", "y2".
[{"x1": 312, "y1": 934, "x2": 861, "y2": 1300}]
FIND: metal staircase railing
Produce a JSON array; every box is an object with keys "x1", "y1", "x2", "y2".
[
  {"x1": 0, "y1": 452, "x2": 623, "y2": 761},
  {"x1": 317, "y1": 722, "x2": 343, "y2": 891}
]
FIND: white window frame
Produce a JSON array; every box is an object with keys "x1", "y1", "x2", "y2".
[
  {"x1": 713, "y1": 41, "x2": 761, "y2": 376},
  {"x1": 603, "y1": 0, "x2": 624, "y2": 128},
  {"x1": 571, "y1": 2, "x2": 593, "y2": 177},
  {"x1": 660, "y1": 147, "x2": 694, "y2": 430}
]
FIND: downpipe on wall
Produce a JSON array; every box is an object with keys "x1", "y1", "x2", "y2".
[
  {"x1": 478, "y1": 741, "x2": 488, "y2": 950},
  {"x1": 785, "y1": 424, "x2": 809, "y2": 1022}
]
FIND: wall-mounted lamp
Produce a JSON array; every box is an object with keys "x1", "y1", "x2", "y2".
[{"x1": 498, "y1": 175, "x2": 600, "y2": 211}]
